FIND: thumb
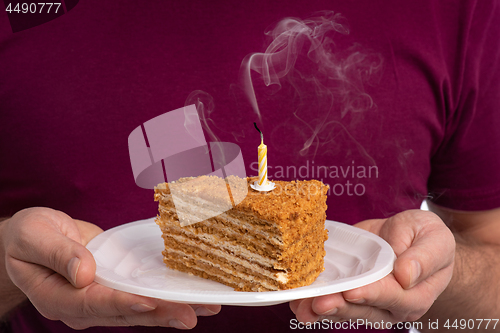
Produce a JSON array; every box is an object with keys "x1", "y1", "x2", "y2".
[
  {"x1": 380, "y1": 210, "x2": 455, "y2": 289},
  {"x1": 6, "y1": 209, "x2": 97, "y2": 289}
]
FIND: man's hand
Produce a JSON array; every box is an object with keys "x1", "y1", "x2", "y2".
[
  {"x1": 290, "y1": 209, "x2": 455, "y2": 325},
  {"x1": 1, "y1": 207, "x2": 220, "y2": 329}
]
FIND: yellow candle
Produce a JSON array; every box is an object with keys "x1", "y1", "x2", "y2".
[{"x1": 258, "y1": 138, "x2": 268, "y2": 186}]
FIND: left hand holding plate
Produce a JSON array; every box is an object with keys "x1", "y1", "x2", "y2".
[{"x1": 290, "y1": 209, "x2": 455, "y2": 324}]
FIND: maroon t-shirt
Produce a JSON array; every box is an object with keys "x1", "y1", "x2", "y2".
[{"x1": 1, "y1": 0, "x2": 499, "y2": 332}]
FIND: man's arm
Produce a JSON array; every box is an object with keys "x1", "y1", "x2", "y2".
[{"x1": 421, "y1": 203, "x2": 500, "y2": 332}]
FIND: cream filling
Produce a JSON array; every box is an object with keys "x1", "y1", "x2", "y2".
[
  {"x1": 165, "y1": 232, "x2": 288, "y2": 283},
  {"x1": 166, "y1": 193, "x2": 231, "y2": 226},
  {"x1": 158, "y1": 196, "x2": 293, "y2": 286},
  {"x1": 159, "y1": 204, "x2": 283, "y2": 247},
  {"x1": 164, "y1": 247, "x2": 281, "y2": 291},
  {"x1": 159, "y1": 207, "x2": 282, "y2": 266},
  {"x1": 215, "y1": 211, "x2": 283, "y2": 245},
  {"x1": 158, "y1": 191, "x2": 280, "y2": 229},
  {"x1": 276, "y1": 272, "x2": 288, "y2": 284}
]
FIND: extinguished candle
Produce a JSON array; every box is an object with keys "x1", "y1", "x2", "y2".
[{"x1": 254, "y1": 123, "x2": 268, "y2": 186}]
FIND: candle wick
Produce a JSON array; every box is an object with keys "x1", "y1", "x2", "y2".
[{"x1": 254, "y1": 122, "x2": 264, "y2": 144}]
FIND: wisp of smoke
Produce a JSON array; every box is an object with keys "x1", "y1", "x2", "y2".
[
  {"x1": 240, "y1": 11, "x2": 383, "y2": 158},
  {"x1": 184, "y1": 90, "x2": 220, "y2": 144}
]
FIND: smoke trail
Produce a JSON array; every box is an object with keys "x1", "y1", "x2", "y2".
[
  {"x1": 184, "y1": 90, "x2": 232, "y2": 169},
  {"x1": 184, "y1": 90, "x2": 219, "y2": 144},
  {"x1": 241, "y1": 11, "x2": 383, "y2": 158}
]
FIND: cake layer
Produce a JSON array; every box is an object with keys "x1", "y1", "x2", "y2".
[
  {"x1": 155, "y1": 176, "x2": 328, "y2": 231},
  {"x1": 157, "y1": 197, "x2": 327, "y2": 248},
  {"x1": 157, "y1": 210, "x2": 327, "y2": 283},
  {"x1": 157, "y1": 206, "x2": 327, "y2": 272},
  {"x1": 162, "y1": 251, "x2": 325, "y2": 292},
  {"x1": 160, "y1": 231, "x2": 326, "y2": 291}
]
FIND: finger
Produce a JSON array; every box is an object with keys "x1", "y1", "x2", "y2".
[
  {"x1": 342, "y1": 266, "x2": 452, "y2": 321},
  {"x1": 293, "y1": 298, "x2": 320, "y2": 323},
  {"x1": 289, "y1": 299, "x2": 301, "y2": 314},
  {"x1": 342, "y1": 274, "x2": 404, "y2": 310},
  {"x1": 310, "y1": 293, "x2": 344, "y2": 316},
  {"x1": 352, "y1": 218, "x2": 386, "y2": 235},
  {"x1": 380, "y1": 210, "x2": 455, "y2": 289},
  {"x1": 190, "y1": 304, "x2": 222, "y2": 316},
  {"x1": 19, "y1": 260, "x2": 217, "y2": 324},
  {"x1": 311, "y1": 293, "x2": 394, "y2": 323},
  {"x1": 74, "y1": 219, "x2": 104, "y2": 246},
  {"x1": 62, "y1": 298, "x2": 199, "y2": 330},
  {"x1": 319, "y1": 303, "x2": 394, "y2": 324},
  {"x1": 8, "y1": 260, "x2": 198, "y2": 330},
  {"x1": 5, "y1": 258, "x2": 149, "y2": 319}
]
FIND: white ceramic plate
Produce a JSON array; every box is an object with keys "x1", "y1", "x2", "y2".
[{"x1": 86, "y1": 218, "x2": 395, "y2": 306}]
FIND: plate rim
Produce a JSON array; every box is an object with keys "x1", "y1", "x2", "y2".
[{"x1": 87, "y1": 217, "x2": 395, "y2": 306}]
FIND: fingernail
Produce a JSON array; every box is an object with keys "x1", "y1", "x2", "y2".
[
  {"x1": 169, "y1": 319, "x2": 189, "y2": 329},
  {"x1": 131, "y1": 303, "x2": 156, "y2": 313},
  {"x1": 195, "y1": 306, "x2": 217, "y2": 316},
  {"x1": 345, "y1": 298, "x2": 365, "y2": 304},
  {"x1": 319, "y1": 307, "x2": 338, "y2": 315},
  {"x1": 67, "y1": 257, "x2": 81, "y2": 286},
  {"x1": 409, "y1": 260, "x2": 422, "y2": 288},
  {"x1": 320, "y1": 316, "x2": 345, "y2": 322}
]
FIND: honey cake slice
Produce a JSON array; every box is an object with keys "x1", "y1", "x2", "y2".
[{"x1": 154, "y1": 176, "x2": 328, "y2": 292}]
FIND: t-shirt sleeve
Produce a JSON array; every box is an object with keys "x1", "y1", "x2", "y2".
[{"x1": 428, "y1": 0, "x2": 500, "y2": 211}]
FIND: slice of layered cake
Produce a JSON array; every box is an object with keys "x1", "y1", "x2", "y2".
[{"x1": 154, "y1": 176, "x2": 328, "y2": 292}]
